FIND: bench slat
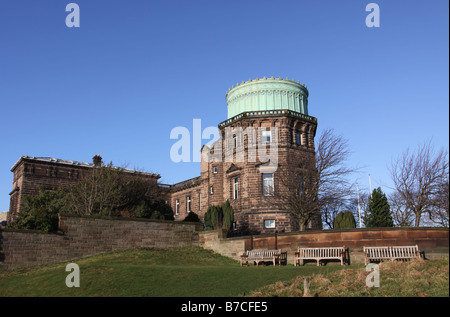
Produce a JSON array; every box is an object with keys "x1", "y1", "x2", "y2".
[
  {"x1": 364, "y1": 245, "x2": 420, "y2": 265},
  {"x1": 294, "y1": 247, "x2": 346, "y2": 266}
]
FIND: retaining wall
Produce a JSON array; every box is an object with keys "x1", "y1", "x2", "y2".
[
  {"x1": 1, "y1": 219, "x2": 448, "y2": 271},
  {"x1": 199, "y1": 227, "x2": 449, "y2": 264},
  {"x1": 0, "y1": 215, "x2": 200, "y2": 271}
]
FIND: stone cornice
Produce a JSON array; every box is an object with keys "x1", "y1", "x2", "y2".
[{"x1": 218, "y1": 109, "x2": 317, "y2": 129}]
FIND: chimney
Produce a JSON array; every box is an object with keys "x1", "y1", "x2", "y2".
[{"x1": 93, "y1": 155, "x2": 102, "y2": 167}]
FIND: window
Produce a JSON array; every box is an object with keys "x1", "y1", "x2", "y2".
[
  {"x1": 262, "y1": 130, "x2": 271, "y2": 144},
  {"x1": 175, "y1": 199, "x2": 179, "y2": 215},
  {"x1": 233, "y1": 135, "x2": 238, "y2": 148},
  {"x1": 298, "y1": 175, "x2": 304, "y2": 196},
  {"x1": 233, "y1": 177, "x2": 239, "y2": 199},
  {"x1": 213, "y1": 167, "x2": 218, "y2": 174},
  {"x1": 264, "y1": 219, "x2": 276, "y2": 229},
  {"x1": 295, "y1": 133, "x2": 301, "y2": 145},
  {"x1": 262, "y1": 173, "x2": 274, "y2": 196},
  {"x1": 186, "y1": 196, "x2": 191, "y2": 212},
  {"x1": 210, "y1": 186, "x2": 214, "y2": 194}
]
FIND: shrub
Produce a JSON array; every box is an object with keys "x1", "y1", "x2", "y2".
[
  {"x1": 8, "y1": 187, "x2": 68, "y2": 233},
  {"x1": 134, "y1": 199, "x2": 174, "y2": 220},
  {"x1": 204, "y1": 205, "x2": 223, "y2": 230},
  {"x1": 334, "y1": 211, "x2": 356, "y2": 229},
  {"x1": 184, "y1": 211, "x2": 200, "y2": 222},
  {"x1": 204, "y1": 201, "x2": 234, "y2": 232},
  {"x1": 221, "y1": 200, "x2": 234, "y2": 232}
]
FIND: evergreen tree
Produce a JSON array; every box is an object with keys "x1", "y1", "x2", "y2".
[
  {"x1": 204, "y1": 205, "x2": 221, "y2": 230},
  {"x1": 221, "y1": 200, "x2": 234, "y2": 232},
  {"x1": 334, "y1": 211, "x2": 356, "y2": 229},
  {"x1": 365, "y1": 187, "x2": 394, "y2": 227},
  {"x1": 343, "y1": 211, "x2": 356, "y2": 228},
  {"x1": 204, "y1": 202, "x2": 233, "y2": 231}
]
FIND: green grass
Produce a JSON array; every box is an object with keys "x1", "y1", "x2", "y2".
[
  {"x1": 0, "y1": 247, "x2": 346, "y2": 297},
  {"x1": 1, "y1": 247, "x2": 447, "y2": 297}
]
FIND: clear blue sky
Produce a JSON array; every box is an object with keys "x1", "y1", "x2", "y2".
[{"x1": 0, "y1": 0, "x2": 448, "y2": 212}]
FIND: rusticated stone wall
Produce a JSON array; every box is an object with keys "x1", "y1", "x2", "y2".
[
  {"x1": 0, "y1": 215, "x2": 200, "y2": 271},
  {"x1": 199, "y1": 227, "x2": 449, "y2": 264}
]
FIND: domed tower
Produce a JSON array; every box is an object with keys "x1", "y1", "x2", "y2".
[
  {"x1": 201, "y1": 77, "x2": 322, "y2": 234},
  {"x1": 226, "y1": 76, "x2": 309, "y2": 119}
]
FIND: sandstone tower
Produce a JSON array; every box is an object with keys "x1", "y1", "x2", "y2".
[{"x1": 170, "y1": 77, "x2": 321, "y2": 234}]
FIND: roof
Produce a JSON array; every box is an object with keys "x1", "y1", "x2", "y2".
[
  {"x1": 10, "y1": 156, "x2": 160, "y2": 178},
  {"x1": 164, "y1": 176, "x2": 202, "y2": 192}
]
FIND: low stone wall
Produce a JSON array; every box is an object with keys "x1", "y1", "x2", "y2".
[
  {"x1": 2, "y1": 220, "x2": 448, "y2": 270},
  {"x1": 199, "y1": 230, "x2": 246, "y2": 260},
  {"x1": 0, "y1": 215, "x2": 200, "y2": 271},
  {"x1": 199, "y1": 227, "x2": 449, "y2": 264}
]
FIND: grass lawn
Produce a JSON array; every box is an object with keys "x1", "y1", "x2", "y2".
[
  {"x1": 250, "y1": 257, "x2": 449, "y2": 297},
  {"x1": 0, "y1": 247, "x2": 347, "y2": 297},
  {"x1": 0, "y1": 247, "x2": 447, "y2": 297}
]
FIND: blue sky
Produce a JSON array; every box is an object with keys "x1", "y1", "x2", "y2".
[{"x1": 0, "y1": 0, "x2": 448, "y2": 212}]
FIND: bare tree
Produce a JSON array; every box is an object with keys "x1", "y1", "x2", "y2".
[
  {"x1": 316, "y1": 129, "x2": 357, "y2": 211},
  {"x1": 389, "y1": 191, "x2": 415, "y2": 227},
  {"x1": 278, "y1": 160, "x2": 320, "y2": 231},
  {"x1": 68, "y1": 162, "x2": 124, "y2": 216},
  {"x1": 428, "y1": 176, "x2": 449, "y2": 227},
  {"x1": 279, "y1": 128, "x2": 359, "y2": 230},
  {"x1": 389, "y1": 142, "x2": 449, "y2": 227}
]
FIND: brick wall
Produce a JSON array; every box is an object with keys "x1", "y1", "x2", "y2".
[
  {"x1": 199, "y1": 228, "x2": 449, "y2": 264},
  {"x1": 0, "y1": 215, "x2": 200, "y2": 271}
]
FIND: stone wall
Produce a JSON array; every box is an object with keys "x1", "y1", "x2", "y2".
[
  {"x1": 2, "y1": 219, "x2": 448, "y2": 271},
  {"x1": 199, "y1": 227, "x2": 449, "y2": 264},
  {"x1": 0, "y1": 215, "x2": 200, "y2": 271}
]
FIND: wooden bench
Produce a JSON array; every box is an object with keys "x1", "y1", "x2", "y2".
[
  {"x1": 363, "y1": 245, "x2": 421, "y2": 265},
  {"x1": 294, "y1": 247, "x2": 346, "y2": 266},
  {"x1": 240, "y1": 249, "x2": 286, "y2": 266}
]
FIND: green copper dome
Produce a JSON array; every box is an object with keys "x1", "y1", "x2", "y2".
[{"x1": 226, "y1": 77, "x2": 309, "y2": 119}]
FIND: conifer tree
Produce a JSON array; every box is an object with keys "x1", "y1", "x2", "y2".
[
  {"x1": 221, "y1": 200, "x2": 234, "y2": 232},
  {"x1": 365, "y1": 187, "x2": 394, "y2": 227},
  {"x1": 334, "y1": 211, "x2": 356, "y2": 229}
]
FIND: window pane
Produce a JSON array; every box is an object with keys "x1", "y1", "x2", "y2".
[
  {"x1": 264, "y1": 219, "x2": 275, "y2": 228},
  {"x1": 299, "y1": 175, "x2": 304, "y2": 195},
  {"x1": 262, "y1": 173, "x2": 274, "y2": 196},
  {"x1": 262, "y1": 130, "x2": 271, "y2": 143}
]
